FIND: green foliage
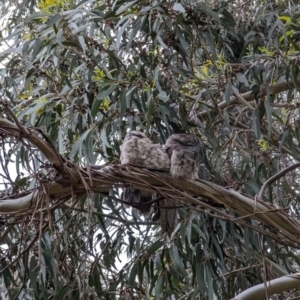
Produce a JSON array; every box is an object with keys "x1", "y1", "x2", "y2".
[{"x1": 2, "y1": 0, "x2": 300, "y2": 299}]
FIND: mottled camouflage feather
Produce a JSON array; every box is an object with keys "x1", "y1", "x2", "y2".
[
  {"x1": 120, "y1": 131, "x2": 170, "y2": 216},
  {"x1": 161, "y1": 134, "x2": 203, "y2": 235},
  {"x1": 120, "y1": 131, "x2": 170, "y2": 171}
]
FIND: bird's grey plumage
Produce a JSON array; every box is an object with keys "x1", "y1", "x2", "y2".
[
  {"x1": 122, "y1": 188, "x2": 153, "y2": 214},
  {"x1": 120, "y1": 131, "x2": 170, "y2": 171},
  {"x1": 159, "y1": 198, "x2": 176, "y2": 236},
  {"x1": 161, "y1": 134, "x2": 203, "y2": 235},
  {"x1": 165, "y1": 134, "x2": 203, "y2": 179},
  {"x1": 120, "y1": 131, "x2": 170, "y2": 215}
]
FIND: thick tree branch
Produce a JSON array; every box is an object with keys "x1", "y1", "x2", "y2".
[
  {"x1": 0, "y1": 117, "x2": 64, "y2": 170},
  {"x1": 233, "y1": 274, "x2": 300, "y2": 300},
  {"x1": 198, "y1": 78, "x2": 300, "y2": 119},
  {"x1": 1, "y1": 165, "x2": 300, "y2": 247},
  {"x1": 0, "y1": 190, "x2": 38, "y2": 213}
]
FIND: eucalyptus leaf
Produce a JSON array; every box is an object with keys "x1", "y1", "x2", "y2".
[
  {"x1": 116, "y1": 0, "x2": 138, "y2": 15},
  {"x1": 173, "y1": 3, "x2": 185, "y2": 13}
]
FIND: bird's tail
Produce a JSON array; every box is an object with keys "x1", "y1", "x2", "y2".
[{"x1": 160, "y1": 198, "x2": 176, "y2": 236}]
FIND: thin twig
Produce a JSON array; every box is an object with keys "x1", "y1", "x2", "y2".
[
  {"x1": 232, "y1": 90, "x2": 254, "y2": 109},
  {"x1": 0, "y1": 223, "x2": 48, "y2": 274},
  {"x1": 0, "y1": 99, "x2": 29, "y2": 134},
  {"x1": 258, "y1": 162, "x2": 300, "y2": 199}
]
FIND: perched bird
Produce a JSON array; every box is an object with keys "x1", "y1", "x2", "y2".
[
  {"x1": 165, "y1": 134, "x2": 203, "y2": 180},
  {"x1": 161, "y1": 134, "x2": 204, "y2": 235},
  {"x1": 120, "y1": 131, "x2": 170, "y2": 171},
  {"x1": 120, "y1": 131, "x2": 170, "y2": 214}
]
